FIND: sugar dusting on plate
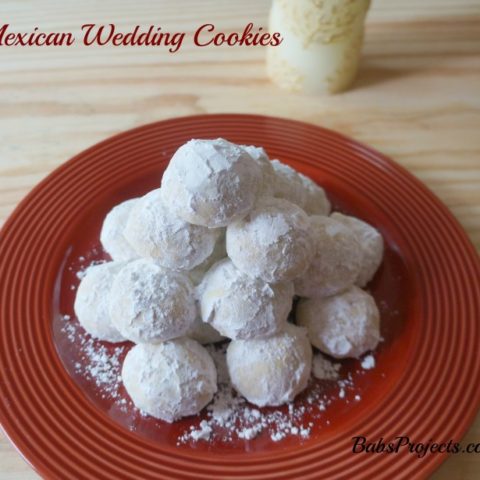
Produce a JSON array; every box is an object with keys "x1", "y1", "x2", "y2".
[
  {"x1": 61, "y1": 254, "x2": 380, "y2": 446},
  {"x1": 177, "y1": 344, "x2": 375, "y2": 445},
  {"x1": 62, "y1": 312, "x2": 378, "y2": 445},
  {"x1": 361, "y1": 354, "x2": 375, "y2": 370},
  {"x1": 61, "y1": 313, "x2": 127, "y2": 403}
]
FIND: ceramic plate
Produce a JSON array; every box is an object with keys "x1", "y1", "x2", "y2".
[{"x1": 1, "y1": 114, "x2": 479, "y2": 479}]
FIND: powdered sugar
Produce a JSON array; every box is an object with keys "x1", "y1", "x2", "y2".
[
  {"x1": 161, "y1": 138, "x2": 262, "y2": 228},
  {"x1": 269, "y1": 160, "x2": 331, "y2": 216},
  {"x1": 294, "y1": 215, "x2": 362, "y2": 298},
  {"x1": 297, "y1": 286, "x2": 381, "y2": 359},
  {"x1": 74, "y1": 261, "x2": 126, "y2": 342},
  {"x1": 298, "y1": 172, "x2": 331, "y2": 216},
  {"x1": 178, "y1": 344, "x2": 378, "y2": 445},
  {"x1": 189, "y1": 420, "x2": 213, "y2": 440},
  {"x1": 179, "y1": 343, "x2": 305, "y2": 444},
  {"x1": 60, "y1": 315, "x2": 126, "y2": 401},
  {"x1": 100, "y1": 198, "x2": 139, "y2": 262},
  {"x1": 60, "y1": 137, "x2": 387, "y2": 446},
  {"x1": 227, "y1": 324, "x2": 312, "y2": 407},
  {"x1": 74, "y1": 257, "x2": 106, "y2": 281},
  {"x1": 122, "y1": 340, "x2": 217, "y2": 422},
  {"x1": 331, "y1": 212, "x2": 384, "y2": 287},
  {"x1": 62, "y1": 262, "x2": 379, "y2": 447},
  {"x1": 270, "y1": 159, "x2": 308, "y2": 208},
  {"x1": 108, "y1": 259, "x2": 197, "y2": 344},
  {"x1": 361, "y1": 354, "x2": 376, "y2": 370},
  {"x1": 242, "y1": 145, "x2": 275, "y2": 198},
  {"x1": 198, "y1": 258, "x2": 294, "y2": 340},
  {"x1": 226, "y1": 197, "x2": 315, "y2": 283},
  {"x1": 78, "y1": 340, "x2": 125, "y2": 399},
  {"x1": 124, "y1": 188, "x2": 220, "y2": 270}
]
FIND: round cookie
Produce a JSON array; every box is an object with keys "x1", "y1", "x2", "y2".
[
  {"x1": 74, "y1": 262, "x2": 126, "y2": 342},
  {"x1": 294, "y1": 215, "x2": 362, "y2": 298},
  {"x1": 242, "y1": 145, "x2": 275, "y2": 197},
  {"x1": 124, "y1": 188, "x2": 220, "y2": 271},
  {"x1": 122, "y1": 339, "x2": 217, "y2": 422},
  {"x1": 331, "y1": 212, "x2": 384, "y2": 287},
  {"x1": 296, "y1": 286, "x2": 381, "y2": 358},
  {"x1": 226, "y1": 197, "x2": 315, "y2": 283},
  {"x1": 298, "y1": 172, "x2": 331, "y2": 216},
  {"x1": 109, "y1": 259, "x2": 196, "y2": 344},
  {"x1": 271, "y1": 159, "x2": 307, "y2": 209},
  {"x1": 226, "y1": 324, "x2": 312, "y2": 407},
  {"x1": 270, "y1": 160, "x2": 330, "y2": 215},
  {"x1": 100, "y1": 198, "x2": 139, "y2": 261},
  {"x1": 198, "y1": 258, "x2": 294, "y2": 340},
  {"x1": 161, "y1": 138, "x2": 262, "y2": 227}
]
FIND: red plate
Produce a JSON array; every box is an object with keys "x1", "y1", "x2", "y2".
[{"x1": 1, "y1": 114, "x2": 479, "y2": 479}]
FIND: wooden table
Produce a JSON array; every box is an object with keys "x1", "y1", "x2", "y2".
[{"x1": 0, "y1": 0, "x2": 479, "y2": 478}]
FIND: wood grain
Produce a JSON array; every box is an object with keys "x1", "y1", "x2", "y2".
[{"x1": 0, "y1": 0, "x2": 479, "y2": 478}]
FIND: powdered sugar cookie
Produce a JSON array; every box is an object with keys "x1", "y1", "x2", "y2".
[
  {"x1": 271, "y1": 159, "x2": 307, "y2": 208},
  {"x1": 298, "y1": 172, "x2": 331, "y2": 216},
  {"x1": 331, "y1": 212, "x2": 384, "y2": 287},
  {"x1": 270, "y1": 160, "x2": 330, "y2": 215},
  {"x1": 74, "y1": 262, "x2": 126, "y2": 342},
  {"x1": 161, "y1": 138, "x2": 262, "y2": 227},
  {"x1": 198, "y1": 258, "x2": 294, "y2": 340},
  {"x1": 242, "y1": 145, "x2": 275, "y2": 197},
  {"x1": 122, "y1": 340, "x2": 217, "y2": 422},
  {"x1": 124, "y1": 188, "x2": 220, "y2": 271},
  {"x1": 109, "y1": 259, "x2": 196, "y2": 344},
  {"x1": 226, "y1": 197, "x2": 315, "y2": 283},
  {"x1": 296, "y1": 286, "x2": 380, "y2": 358},
  {"x1": 294, "y1": 215, "x2": 362, "y2": 298},
  {"x1": 227, "y1": 324, "x2": 312, "y2": 407},
  {"x1": 100, "y1": 199, "x2": 139, "y2": 261}
]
